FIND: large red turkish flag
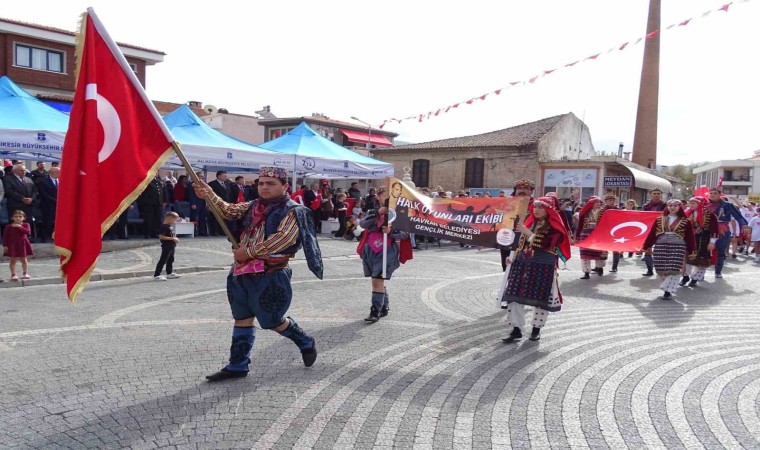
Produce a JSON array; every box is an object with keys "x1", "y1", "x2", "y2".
[
  {"x1": 574, "y1": 210, "x2": 661, "y2": 253},
  {"x1": 55, "y1": 9, "x2": 174, "y2": 302}
]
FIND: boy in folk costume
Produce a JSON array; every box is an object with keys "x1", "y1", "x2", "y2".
[
  {"x1": 499, "y1": 197, "x2": 571, "y2": 343},
  {"x1": 640, "y1": 188, "x2": 667, "y2": 276},
  {"x1": 642, "y1": 199, "x2": 697, "y2": 299},
  {"x1": 681, "y1": 197, "x2": 718, "y2": 287},
  {"x1": 192, "y1": 167, "x2": 323, "y2": 382},
  {"x1": 603, "y1": 194, "x2": 623, "y2": 272},
  {"x1": 357, "y1": 187, "x2": 413, "y2": 323},
  {"x1": 706, "y1": 187, "x2": 747, "y2": 277},
  {"x1": 575, "y1": 196, "x2": 607, "y2": 279}
]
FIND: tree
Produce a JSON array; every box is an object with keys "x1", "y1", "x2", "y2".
[{"x1": 664, "y1": 163, "x2": 705, "y2": 199}]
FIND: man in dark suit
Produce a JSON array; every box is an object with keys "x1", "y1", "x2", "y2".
[
  {"x1": 229, "y1": 176, "x2": 250, "y2": 240},
  {"x1": 207, "y1": 170, "x2": 230, "y2": 236},
  {"x1": 247, "y1": 178, "x2": 259, "y2": 201},
  {"x1": 188, "y1": 171, "x2": 209, "y2": 236},
  {"x1": 4, "y1": 164, "x2": 38, "y2": 240},
  {"x1": 137, "y1": 173, "x2": 165, "y2": 238},
  {"x1": 28, "y1": 161, "x2": 49, "y2": 187},
  {"x1": 38, "y1": 166, "x2": 60, "y2": 242}
]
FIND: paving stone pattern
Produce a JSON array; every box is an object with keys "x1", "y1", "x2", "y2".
[{"x1": 1, "y1": 238, "x2": 759, "y2": 449}]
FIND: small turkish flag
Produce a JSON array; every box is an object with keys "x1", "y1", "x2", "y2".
[
  {"x1": 56, "y1": 9, "x2": 174, "y2": 302},
  {"x1": 574, "y1": 210, "x2": 661, "y2": 253}
]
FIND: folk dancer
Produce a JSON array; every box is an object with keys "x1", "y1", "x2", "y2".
[
  {"x1": 640, "y1": 188, "x2": 666, "y2": 276},
  {"x1": 681, "y1": 197, "x2": 718, "y2": 287},
  {"x1": 706, "y1": 187, "x2": 747, "y2": 278},
  {"x1": 499, "y1": 179, "x2": 535, "y2": 271},
  {"x1": 642, "y1": 200, "x2": 696, "y2": 299},
  {"x1": 603, "y1": 194, "x2": 623, "y2": 272},
  {"x1": 575, "y1": 196, "x2": 607, "y2": 279},
  {"x1": 358, "y1": 188, "x2": 413, "y2": 323},
  {"x1": 193, "y1": 167, "x2": 324, "y2": 382},
  {"x1": 499, "y1": 197, "x2": 571, "y2": 343}
]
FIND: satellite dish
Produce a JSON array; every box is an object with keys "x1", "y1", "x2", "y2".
[{"x1": 204, "y1": 104, "x2": 218, "y2": 114}]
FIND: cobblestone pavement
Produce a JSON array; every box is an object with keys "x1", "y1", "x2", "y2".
[{"x1": 1, "y1": 238, "x2": 759, "y2": 449}]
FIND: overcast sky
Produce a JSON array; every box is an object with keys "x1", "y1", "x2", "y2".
[{"x1": 5, "y1": 0, "x2": 759, "y2": 165}]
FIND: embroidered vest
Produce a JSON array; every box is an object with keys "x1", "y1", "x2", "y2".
[{"x1": 263, "y1": 200, "x2": 303, "y2": 255}]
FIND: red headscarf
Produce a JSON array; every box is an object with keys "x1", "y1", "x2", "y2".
[
  {"x1": 525, "y1": 196, "x2": 572, "y2": 260},
  {"x1": 578, "y1": 196, "x2": 601, "y2": 224},
  {"x1": 685, "y1": 197, "x2": 707, "y2": 224},
  {"x1": 663, "y1": 199, "x2": 686, "y2": 218}
]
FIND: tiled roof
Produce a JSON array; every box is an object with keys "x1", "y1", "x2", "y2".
[
  {"x1": 259, "y1": 116, "x2": 398, "y2": 137},
  {"x1": 377, "y1": 114, "x2": 570, "y2": 151},
  {"x1": 153, "y1": 101, "x2": 208, "y2": 117},
  {"x1": 0, "y1": 17, "x2": 165, "y2": 55}
]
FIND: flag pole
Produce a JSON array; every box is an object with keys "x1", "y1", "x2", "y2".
[{"x1": 170, "y1": 141, "x2": 239, "y2": 249}]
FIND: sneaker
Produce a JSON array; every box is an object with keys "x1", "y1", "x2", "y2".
[
  {"x1": 642, "y1": 271, "x2": 654, "y2": 277},
  {"x1": 679, "y1": 275, "x2": 690, "y2": 286},
  {"x1": 21, "y1": 273, "x2": 31, "y2": 280},
  {"x1": 167, "y1": 273, "x2": 181, "y2": 279},
  {"x1": 10, "y1": 275, "x2": 19, "y2": 282},
  {"x1": 154, "y1": 276, "x2": 167, "y2": 281},
  {"x1": 715, "y1": 273, "x2": 723, "y2": 279}
]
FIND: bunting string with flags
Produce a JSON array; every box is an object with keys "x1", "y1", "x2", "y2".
[{"x1": 376, "y1": 0, "x2": 750, "y2": 129}]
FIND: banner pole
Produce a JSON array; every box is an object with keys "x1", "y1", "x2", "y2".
[{"x1": 170, "y1": 141, "x2": 239, "y2": 249}]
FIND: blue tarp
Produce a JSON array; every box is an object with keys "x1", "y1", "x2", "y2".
[
  {"x1": 258, "y1": 122, "x2": 394, "y2": 179},
  {"x1": 0, "y1": 76, "x2": 69, "y2": 159}
]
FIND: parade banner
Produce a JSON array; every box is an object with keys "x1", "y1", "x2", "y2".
[
  {"x1": 574, "y1": 210, "x2": 661, "y2": 252},
  {"x1": 387, "y1": 178, "x2": 529, "y2": 248}
]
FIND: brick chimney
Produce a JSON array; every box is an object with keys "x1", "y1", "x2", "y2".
[{"x1": 631, "y1": 0, "x2": 660, "y2": 169}]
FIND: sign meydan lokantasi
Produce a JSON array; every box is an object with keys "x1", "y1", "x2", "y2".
[{"x1": 387, "y1": 177, "x2": 529, "y2": 248}]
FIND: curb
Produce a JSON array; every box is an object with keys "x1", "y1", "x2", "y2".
[
  {"x1": 26, "y1": 239, "x2": 163, "y2": 259},
  {"x1": 0, "y1": 265, "x2": 228, "y2": 289}
]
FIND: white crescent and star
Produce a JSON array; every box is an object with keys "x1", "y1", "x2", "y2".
[
  {"x1": 85, "y1": 83, "x2": 122, "y2": 164},
  {"x1": 609, "y1": 221, "x2": 648, "y2": 244}
]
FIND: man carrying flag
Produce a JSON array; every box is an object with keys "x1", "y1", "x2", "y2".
[
  {"x1": 640, "y1": 188, "x2": 666, "y2": 276},
  {"x1": 56, "y1": 9, "x2": 174, "y2": 302}
]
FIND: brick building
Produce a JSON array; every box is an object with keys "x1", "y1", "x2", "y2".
[
  {"x1": 0, "y1": 16, "x2": 165, "y2": 111},
  {"x1": 259, "y1": 114, "x2": 398, "y2": 151}
]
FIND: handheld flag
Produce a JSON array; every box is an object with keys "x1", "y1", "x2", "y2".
[
  {"x1": 55, "y1": 8, "x2": 174, "y2": 302},
  {"x1": 574, "y1": 209, "x2": 661, "y2": 253}
]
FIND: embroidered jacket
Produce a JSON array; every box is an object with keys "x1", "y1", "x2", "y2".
[
  {"x1": 642, "y1": 215, "x2": 697, "y2": 257},
  {"x1": 706, "y1": 200, "x2": 748, "y2": 226},
  {"x1": 517, "y1": 221, "x2": 565, "y2": 256}
]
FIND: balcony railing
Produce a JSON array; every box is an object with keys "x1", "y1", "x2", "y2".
[{"x1": 723, "y1": 176, "x2": 752, "y2": 182}]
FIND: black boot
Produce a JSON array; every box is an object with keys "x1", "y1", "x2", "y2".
[
  {"x1": 529, "y1": 327, "x2": 541, "y2": 341},
  {"x1": 679, "y1": 275, "x2": 690, "y2": 286},
  {"x1": 642, "y1": 270, "x2": 654, "y2": 277},
  {"x1": 380, "y1": 289, "x2": 389, "y2": 317},
  {"x1": 502, "y1": 327, "x2": 522, "y2": 343},
  {"x1": 593, "y1": 267, "x2": 604, "y2": 276},
  {"x1": 279, "y1": 317, "x2": 317, "y2": 367},
  {"x1": 206, "y1": 326, "x2": 254, "y2": 382},
  {"x1": 205, "y1": 369, "x2": 249, "y2": 382},
  {"x1": 379, "y1": 306, "x2": 389, "y2": 318},
  {"x1": 580, "y1": 273, "x2": 590, "y2": 280},
  {"x1": 688, "y1": 279, "x2": 698, "y2": 287},
  {"x1": 364, "y1": 306, "x2": 380, "y2": 323},
  {"x1": 662, "y1": 291, "x2": 672, "y2": 300},
  {"x1": 609, "y1": 265, "x2": 618, "y2": 273}
]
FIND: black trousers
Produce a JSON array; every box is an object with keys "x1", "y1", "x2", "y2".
[
  {"x1": 500, "y1": 246, "x2": 512, "y2": 271},
  {"x1": 141, "y1": 203, "x2": 161, "y2": 238},
  {"x1": 154, "y1": 246, "x2": 175, "y2": 276}
]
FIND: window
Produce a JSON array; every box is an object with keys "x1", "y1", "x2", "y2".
[
  {"x1": 464, "y1": 158, "x2": 484, "y2": 188},
  {"x1": 268, "y1": 127, "x2": 294, "y2": 141},
  {"x1": 15, "y1": 44, "x2": 64, "y2": 73},
  {"x1": 412, "y1": 159, "x2": 430, "y2": 188},
  {"x1": 129, "y1": 63, "x2": 138, "y2": 74}
]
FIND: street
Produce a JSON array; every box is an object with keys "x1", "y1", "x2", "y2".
[{"x1": 1, "y1": 237, "x2": 759, "y2": 449}]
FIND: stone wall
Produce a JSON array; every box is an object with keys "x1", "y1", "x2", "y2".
[{"x1": 537, "y1": 114, "x2": 595, "y2": 161}]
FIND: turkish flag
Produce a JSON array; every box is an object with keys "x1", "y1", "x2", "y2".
[
  {"x1": 55, "y1": 9, "x2": 174, "y2": 302},
  {"x1": 574, "y1": 210, "x2": 661, "y2": 253}
]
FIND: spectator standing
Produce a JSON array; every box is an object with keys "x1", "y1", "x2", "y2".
[
  {"x1": 319, "y1": 182, "x2": 334, "y2": 223},
  {"x1": 137, "y1": 174, "x2": 165, "y2": 239},
  {"x1": 39, "y1": 166, "x2": 60, "y2": 242},
  {"x1": 247, "y1": 178, "x2": 259, "y2": 201},
  {"x1": 153, "y1": 211, "x2": 182, "y2": 281},
  {"x1": 162, "y1": 170, "x2": 178, "y2": 187},
  {"x1": 3, "y1": 164, "x2": 38, "y2": 238},
  {"x1": 173, "y1": 175, "x2": 189, "y2": 202},
  {"x1": 28, "y1": 162, "x2": 48, "y2": 187},
  {"x1": 230, "y1": 176, "x2": 250, "y2": 240},
  {"x1": 188, "y1": 171, "x2": 209, "y2": 236},
  {"x1": 333, "y1": 193, "x2": 348, "y2": 239},
  {"x1": 363, "y1": 188, "x2": 379, "y2": 212},
  {"x1": 3, "y1": 210, "x2": 34, "y2": 281},
  {"x1": 208, "y1": 171, "x2": 231, "y2": 236}
]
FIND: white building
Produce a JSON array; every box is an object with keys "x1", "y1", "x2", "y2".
[{"x1": 692, "y1": 156, "x2": 760, "y2": 199}]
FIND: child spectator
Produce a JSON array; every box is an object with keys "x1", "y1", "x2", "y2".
[
  {"x1": 333, "y1": 193, "x2": 348, "y2": 239},
  {"x1": 749, "y1": 208, "x2": 760, "y2": 264},
  {"x1": 3, "y1": 210, "x2": 33, "y2": 282},
  {"x1": 154, "y1": 211, "x2": 181, "y2": 281}
]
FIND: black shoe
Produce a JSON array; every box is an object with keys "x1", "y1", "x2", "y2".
[
  {"x1": 500, "y1": 301, "x2": 509, "y2": 309},
  {"x1": 364, "y1": 307, "x2": 380, "y2": 323},
  {"x1": 502, "y1": 328, "x2": 522, "y2": 344},
  {"x1": 205, "y1": 368, "x2": 248, "y2": 382},
  {"x1": 301, "y1": 345, "x2": 317, "y2": 367},
  {"x1": 679, "y1": 275, "x2": 690, "y2": 286},
  {"x1": 580, "y1": 273, "x2": 590, "y2": 280},
  {"x1": 662, "y1": 291, "x2": 672, "y2": 300},
  {"x1": 592, "y1": 268, "x2": 604, "y2": 276},
  {"x1": 731, "y1": 253, "x2": 737, "y2": 259},
  {"x1": 379, "y1": 306, "x2": 389, "y2": 318},
  {"x1": 688, "y1": 280, "x2": 698, "y2": 287},
  {"x1": 529, "y1": 327, "x2": 541, "y2": 341},
  {"x1": 642, "y1": 271, "x2": 654, "y2": 277},
  {"x1": 609, "y1": 267, "x2": 618, "y2": 273}
]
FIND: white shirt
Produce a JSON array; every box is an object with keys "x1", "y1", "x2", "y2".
[{"x1": 749, "y1": 216, "x2": 760, "y2": 242}]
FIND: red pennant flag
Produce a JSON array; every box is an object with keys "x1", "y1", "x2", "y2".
[
  {"x1": 543, "y1": 69, "x2": 556, "y2": 75},
  {"x1": 445, "y1": 106, "x2": 451, "y2": 113},
  {"x1": 646, "y1": 30, "x2": 660, "y2": 39},
  {"x1": 574, "y1": 210, "x2": 661, "y2": 252},
  {"x1": 479, "y1": 94, "x2": 487, "y2": 100},
  {"x1": 466, "y1": 98, "x2": 475, "y2": 104},
  {"x1": 494, "y1": 89, "x2": 502, "y2": 95},
  {"x1": 510, "y1": 81, "x2": 521, "y2": 86},
  {"x1": 452, "y1": 103, "x2": 460, "y2": 108},
  {"x1": 528, "y1": 76, "x2": 538, "y2": 84},
  {"x1": 719, "y1": 3, "x2": 731, "y2": 12},
  {"x1": 56, "y1": 9, "x2": 174, "y2": 302},
  {"x1": 694, "y1": 186, "x2": 710, "y2": 200},
  {"x1": 565, "y1": 60, "x2": 580, "y2": 67},
  {"x1": 618, "y1": 42, "x2": 629, "y2": 51},
  {"x1": 585, "y1": 53, "x2": 601, "y2": 60},
  {"x1": 418, "y1": 114, "x2": 423, "y2": 122},
  {"x1": 434, "y1": 109, "x2": 440, "y2": 116},
  {"x1": 679, "y1": 19, "x2": 692, "y2": 26}
]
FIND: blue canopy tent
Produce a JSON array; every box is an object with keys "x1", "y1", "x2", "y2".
[
  {"x1": 0, "y1": 76, "x2": 69, "y2": 161},
  {"x1": 258, "y1": 122, "x2": 394, "y2": 180},
  {"x1": 163, "y1": 105, "x2": 287, "y2": 172}
]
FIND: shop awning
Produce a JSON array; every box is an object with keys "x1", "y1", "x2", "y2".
[
  {"x1": 624, "y1": 165, "x2": 673, "y2": 193},
  {"x1": 339, "y1": 128, "x2": 393, "y2": 147}
]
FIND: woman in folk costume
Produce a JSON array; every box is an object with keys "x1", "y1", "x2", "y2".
[
  {"x1": 499, "y1": 197, "x2": 571, "y2": 343},
  {"x1": 680, "y1": 197, "x2": 718, "y2": 287},
  {"x1": 575, "y1": 196, "x2": 608, "y2": 279},
  {"x1": 642, "y1": 199, "x2": 697, "y2": 299},
  {"x1": 357, "y1": 188, "x2": 413, "y2": 323}
]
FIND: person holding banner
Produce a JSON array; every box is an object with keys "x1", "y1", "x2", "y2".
[
  {"x1": 500, "y1": 179, "x2": 535, "y2": 271},
  {"x1": 575, "y1": 196, "x2": 608, "y2": 279},
  {"x1": 642, "y1": 200, "x2": 696, "y2": 299},
  {"x1": 193, "y1": 167, "x2": 323, "y2": 382},
  {"x1": 603, "y1": 194, "x2": 623, "y2": 273},
  {"x1": 681, "y1": 197, "x2": 718, "y2": 287},
  {"x1": 500, "y1": 197, "x2": 571, "y2": 343},
  {"x1": 641, "y1": 188, "x2": 667, "y2": 276},
  {"x1": 357, "y1": 187, "x2": 412, "y2": 323}
]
